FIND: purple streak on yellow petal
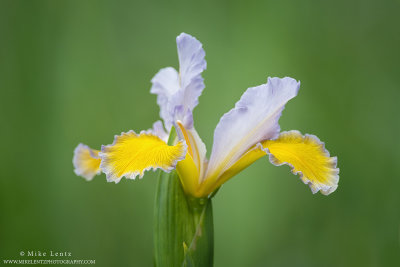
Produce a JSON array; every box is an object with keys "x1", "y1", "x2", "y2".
[
  {"x1": 100, "y1": 131, "x2": 187, "y2": 183},
  {"x1": 73, "y1": 144, "x2": 101, "y2": 181}
]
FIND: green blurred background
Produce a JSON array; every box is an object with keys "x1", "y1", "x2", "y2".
[{"x1": 1, "y1": 0, "x2": 399, "y2": 266}]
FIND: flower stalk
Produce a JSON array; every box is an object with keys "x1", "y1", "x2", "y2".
[{"x1": 154, "y1": 129, "x2": 214, "y2": 267}]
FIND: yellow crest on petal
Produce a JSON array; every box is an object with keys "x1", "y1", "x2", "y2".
[
  {"x1": 73, "y1": 144, "x2": 102, "y2": 181},
  {"x1": 262, "y1": 130, "x2": 339, "y2": 195},
  {"x1": 100, "y1": 131, "x2": 187, "y2": 183}
]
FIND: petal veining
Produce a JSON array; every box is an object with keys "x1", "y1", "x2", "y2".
[
  {"x1": 206, "y1": 77, "x2": 300, "y2": 183},
  {"x1": 100, "y1": 131, "x2": 187, "y2": 183},
  {"x1": 73, "y1": 144, "x2": 101, "y2": 181},
  {"x1": 262, "y1": 130, "x2": 339, "y2": 195}
]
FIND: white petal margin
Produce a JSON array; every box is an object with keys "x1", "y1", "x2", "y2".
[
  {"x1": 261, "y1": 131, "x2": 339, "y2": 195},
  {"x1": 99, "y1": 130, "x2": 187, "y2": 183},
  {"x1": 150, "y1": 33, "x2": 206, "y2": 130},
  {"x1": 206, "y1": 77, "x2": 300, "y2": 181},
  {"x1": 73, "y1": 143, "x2": 101, "y2": 181}
]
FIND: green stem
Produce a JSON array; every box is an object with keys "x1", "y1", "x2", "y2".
[
  {"x1": 153, "y1": 128, "x2": 214, "y2": 267},
  {"x1": 153, "y1": 171, "x2": 214, "y2": 267}
]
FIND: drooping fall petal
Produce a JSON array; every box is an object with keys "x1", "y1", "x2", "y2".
[
  {"x1": 73, "y1": 144, "x2": 101, "y2": 181},
  {"x1": 262, "y1": 130, "x2": 339, "y2": 195},
  {"x1": 100, "y1": 131, "x2": 187, "y2": 183}
]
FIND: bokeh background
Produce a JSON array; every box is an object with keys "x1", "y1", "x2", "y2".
[{"x1": 1, "y1": 0, "x2": 399, "y2": 266}]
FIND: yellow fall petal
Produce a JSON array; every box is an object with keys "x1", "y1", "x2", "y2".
[
  {"x1": 100, "y1": 131, "x2": 187, "y2": 183},
  {"x1": 263, "y1": 130, "x2": 339, "y2": 195},
  {"x1": 73, "y1": 144, "x2": 101, "y2": 181}
]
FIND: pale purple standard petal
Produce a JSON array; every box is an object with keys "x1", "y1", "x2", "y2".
[
  {"x1": 150, "y1": 67, "x2": 180, "y2": 130},
  {"x1": 176, "y1": 33, "x2": 207, "y2": 111},
  {"x1": 205, "y1": 77, "x2": 300, "y2": 181},
  {"x1": 150, "y1": 33, "x2": 206, "y2": 130}
]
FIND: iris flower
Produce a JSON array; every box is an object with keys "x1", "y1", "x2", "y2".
[{"x1": 73, "y1": 33, "x2": 339, "y2": 199}]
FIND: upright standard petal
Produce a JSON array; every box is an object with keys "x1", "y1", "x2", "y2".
[
  {"x1": 176, "y1": 33, "x2": 207, "y2": 112},
  {"x1": 150, "y1": 33, "x2": 206, "y2": 130},
  {"x1": 150, "y1": 67, "x2": 180, "y2": 130},
  {"x1": 206, "y1": 77, "x2": 300, "y2": 183},
  {"x1": 262, "y1": 131, "x2": 339, "y2": 195},
  {"x1": 73, "y1": 144, "x2": 101, "y2": 181},
  {"x1": 100, "y1": 131, "x2": 187, "y2": 183}
]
